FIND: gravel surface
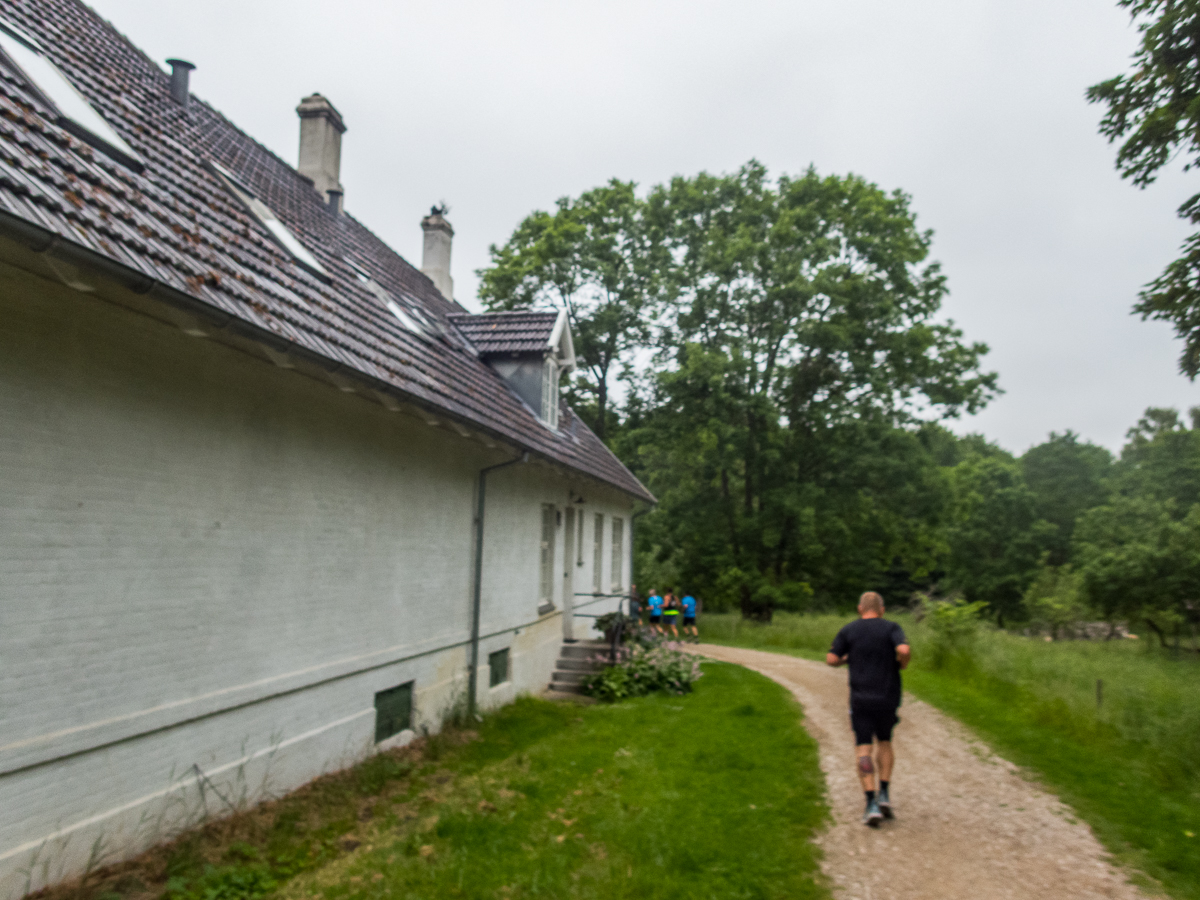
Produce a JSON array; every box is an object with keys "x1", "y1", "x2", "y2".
[{"x1": 695, "y1": 644, "x2": 1153, "y2": 900}]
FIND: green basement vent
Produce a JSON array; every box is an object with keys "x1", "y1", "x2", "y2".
[
  {"x1": 374, "y1": 682, "x2": 413, "y2": 743},
  {"x1": 488, "y1": 648, "x2": 510, "y2": 688}
]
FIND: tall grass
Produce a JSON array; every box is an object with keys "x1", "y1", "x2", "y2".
[{"x1": 701, "y1": 611, "x2": 1200, "y2": 899}]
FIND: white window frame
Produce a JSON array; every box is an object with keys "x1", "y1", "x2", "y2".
[
  {"x1": 592, "y1": 513, "x2": 604, "y2": 594},
  {"x1": 541, "y1": 357, "x2": 560, "y2": 429},
  {"x1": 611, "y1": 517, "x2": 625, "y2": 593},
  {"x1": 539, "y1": 504, "x2": 557, "y2": 612}
]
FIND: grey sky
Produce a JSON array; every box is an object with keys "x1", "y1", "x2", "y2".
[{"x1": 89, "y1": 0, "x2": 1198, "y2": 453}]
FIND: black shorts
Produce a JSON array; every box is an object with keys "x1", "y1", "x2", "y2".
[
  {"x1": 683, "y1": 616, "x2": 696, "y2": 626},
  {"x1": 649, "y1": 615, "x2": 661, "y2": 624},
  {"x1": 850, "y1": 706, "x2": 898, "y2": 745}
]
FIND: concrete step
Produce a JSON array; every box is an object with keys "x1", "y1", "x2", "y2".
[
  {"x1": 551, "y1": 669, "x2": 589, "y2": 685},
  {"x1": 559, "y1": 641, "x2": 608, "y2": 660},
  {"x1": 557, "y1": 658, "x2": 605, "y2": 673},
  {"x1": 547, "y1": 681, "x2": 587, "y2": 695}
]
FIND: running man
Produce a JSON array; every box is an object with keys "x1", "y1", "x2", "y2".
[
  {"x1": 826, "y1": 591, "x2": 911, "y2": 827},
  {"x1": 681, "y1": 592, "x2": 698, "y2": 640},
  {"x1": 662, "y1": 590, "x2": 681, "y2": 638},
  {"x1": 647, "y1": 590, "x2": 664, "y2": 633}
]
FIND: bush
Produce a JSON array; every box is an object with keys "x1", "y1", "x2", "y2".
[
  {"x1": 923, "y1": 596, "x2": 988, "y2": 669},
  {"x1": 581, "y1": 645, "x2": 703, "y2": 702},
  {"x1": 1023, "y1": 563, "x2": 1090, "y2": 639}
]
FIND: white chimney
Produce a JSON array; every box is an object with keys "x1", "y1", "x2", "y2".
[
  {"x1": 421, "y1": 206, "x2": 454, "y2": 301},
  {"x1": 296, "y1": 93, "x2": 345, "y2": 212}
]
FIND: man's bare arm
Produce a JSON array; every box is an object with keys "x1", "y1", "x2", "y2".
[
  {"x1": 826, "y1": 652, "x2": 847, "y2": 667},
  {"x1": 896, "y1": 643, "x2": 911, "y2": 669}
]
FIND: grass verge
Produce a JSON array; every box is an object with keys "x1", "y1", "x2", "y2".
[
  {"x1": 700, "y1": 611, "x2": 1200, "y2": 899},
  {"x1": 45, "y1": 663, "x2": 828, "y2": 900}
]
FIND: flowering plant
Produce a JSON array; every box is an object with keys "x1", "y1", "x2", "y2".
[{"x1": 580, "y1": 643, "x2": 703, "y2": 702}]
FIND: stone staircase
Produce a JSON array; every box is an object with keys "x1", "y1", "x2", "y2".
[{"x1": 548, "y1": 640, "x2": 610, "y2": 694}]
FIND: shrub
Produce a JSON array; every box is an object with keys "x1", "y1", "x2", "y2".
[
  {"x1": 923, "y1": 597, "x2": 988, "y2": 669},
  {"x1": 581, "y1": 645, "x2": 703, "y2": 702}
]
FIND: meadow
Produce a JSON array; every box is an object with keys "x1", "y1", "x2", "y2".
[
  {"x1": 55, "y1": 663, "x2": 829, "y2": 900},
  {"x1": 700, "y1": 611, "x2": 1200, "y2": 899}
]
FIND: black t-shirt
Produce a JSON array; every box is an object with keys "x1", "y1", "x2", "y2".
[{"x1": 829, "y1": 617, "x2": 907, "y2": 710}]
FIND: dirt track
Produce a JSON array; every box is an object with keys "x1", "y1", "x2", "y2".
[{"x1": 695, "y1": 644, "x2": 1152, "y2": 900}]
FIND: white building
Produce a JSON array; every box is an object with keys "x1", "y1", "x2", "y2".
[{"x1": 0, "y1": 3, "x2": 652, "y2": 898}]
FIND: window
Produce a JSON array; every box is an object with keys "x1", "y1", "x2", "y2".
[
  {"x1": 347, "y1": 259, "x2": 430, "y2": 340},
  {"x1": 592, "y1": 513, "x2": 604, "y2": 593},
  {"x1": 540, "y1": 358, "x2": 559, "y2": 428},
  {"x1": 0, "y1": 20, "x2": 142, "y2": 172},
  {"x1": 374, "y1": 682, "x2": 413, "y2": 743},
  {"x1": 611, "y1": 517, "x2": 625, "y2": 592},
  {"x1": 538, "y1": 504, "x2": 556, "y2": 612},
  {"x1": 207, "y1": 160, "x2": 329, "y2": 280},
  {"x1": 488, "y1": 648, "x2": 510, "y2": 688}
]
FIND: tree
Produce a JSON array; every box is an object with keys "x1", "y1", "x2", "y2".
[
  {"x1": 477, "y1": 180, "x2": 666, "y2": 440},
  {"x1": 1087, "y1": 0, "x2": 1200, "y2": 377},
  {"x1": 944, "y1": 455, "x2": 1054, "y2": 625},
  {"x1": 627, "y1": 163, "x2": 998, "y2": 615},
  {"x1": 1021, "y1": 432, "x2": 1113, "y2": 565}
]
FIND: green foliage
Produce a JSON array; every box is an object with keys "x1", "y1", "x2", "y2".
[
  {"x1": 1021, "y1": 432, "x2": 1113, "y2": 565},
  {"x1": 943, "y1": 455, "x2": 1054, "y2": 623},
  {"x1": 921, "y1": 597, "x2": 988, "y2": 669},
  {"x1": 1023, "y1": 563, "x2": 1089, "y2": 639},
  {"x1": 1087, "y1": 0, "x2": 1200, "y2": 376},
  {"x1": 581, "y1": 645, "x2": 704, "y2": 702}
]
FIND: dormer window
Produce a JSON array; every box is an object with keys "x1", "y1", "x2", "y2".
[
  {"x1": 447, "y1": 308, "x2": 576, "y2": 432},
  {"x1": 206, "y1": 159, "x2": 329, "y2": 280},
  {"x1": 0, "y1": 20, "x2": 142, "y2": 172}
]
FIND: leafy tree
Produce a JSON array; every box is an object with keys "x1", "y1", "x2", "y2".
[
  {"x1": 477, "y1": 180, "x2": 666, "y2": 440},
  {"x1": 627, "y1": 163, "x2": 997, "y2": 616},
  {"x1": 1113, "y1": 406, "x2": 1200, "y2": 509},
  {"x1": 1023, "y1": 563, "x2": 1090, "y2": 639},
  {"x1": 943, "y1": 455, "x2": 1054, "y2": 625},
  {"x1": 1021, "y1": 432, "x2": 1113, "y2": 565},
  {"x1": 1087, "y1": 0, "x2": 1200, "y2": 376}
]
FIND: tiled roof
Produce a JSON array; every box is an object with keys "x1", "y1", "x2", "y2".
[
  {"x1": 0, "y1": 0, "x2": 652, "y2": 503},
  {"x1": 449, "y1": 310, "x2": 559, "y2": 355}
]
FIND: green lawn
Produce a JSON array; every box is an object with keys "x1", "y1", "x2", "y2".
[
  {"x1": 280, "y1": 662, "x2": 828, "y2": 900},
  {"x1": 700, "y1": 611, "x2": 1200, "y2": 899}
]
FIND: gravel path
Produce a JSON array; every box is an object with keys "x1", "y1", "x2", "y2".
[{"x1": 695, "y1": 644, "x2": 1152, "y2": 900}]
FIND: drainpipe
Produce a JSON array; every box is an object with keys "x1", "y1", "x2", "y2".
[{"x1": 468, "y1": 451, "x2": 529, "y2": 718}]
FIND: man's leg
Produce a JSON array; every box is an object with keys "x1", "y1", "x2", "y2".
[
  {"x1": 855, "y1": 745, "x2": 876, "y2": 792},
  {"x1": 876, "y1": 740, "x2": 894, "y2": 783}
]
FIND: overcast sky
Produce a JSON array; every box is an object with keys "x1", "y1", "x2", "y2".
[{"x1": 89, "y1": 0, "x2": 1198, "y2": 453}]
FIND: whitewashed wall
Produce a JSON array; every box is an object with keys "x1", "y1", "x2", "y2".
[{"x1": 0, "y1": 264, "x2": 635, "y2": 900}]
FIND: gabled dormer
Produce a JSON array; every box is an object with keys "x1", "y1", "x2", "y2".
[{"x1": 449, "y1": 309, "x2": 576, "y2": 429}]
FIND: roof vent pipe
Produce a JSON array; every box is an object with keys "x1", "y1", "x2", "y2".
[
  {"x1": 326, "y1": 189, "x2": 343, "y2": 215},
  {"x1": 165, "y1": 59, "x2": 195, "y2": 108}
]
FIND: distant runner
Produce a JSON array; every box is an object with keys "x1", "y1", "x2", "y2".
[
  {"x1": 647, "y1": 590, "x2": 664, "y2": 633},
  {"x1": 826, "y1": 591, "x2": 911, "y2": 828},
  {"x1": 681, "y1": 593, "x2": 698, "y2": 641},
  {"x1": 662, "y1": 590, "x2": 681, "y2": 638}
]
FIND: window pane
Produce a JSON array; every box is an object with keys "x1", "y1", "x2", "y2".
[
  {"x1": 611, "y1": 518, "x2": 624, "y2": 592},
  {"x1": 488, "y1": 648, "x2": 510, "y2": 688},
  {"x1": 592, "y1": 513, "x2": 604, "y2": 593},
  {"x1": 374, "y1": 682, "x2": 413, "y2": 743},
  {"x1": 539, "y1": 504, "x2": 556, "y2": 608}
]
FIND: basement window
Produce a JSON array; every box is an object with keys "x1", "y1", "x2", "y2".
[
  {"x1": 374, "y1": 681, "x2": 414, "y2": 743},
  {"x1": 0, "y1": 20, "x2": 142, "y2": 172},
  {"x1": 207, "y1": 159, "x2": 329, "y2": 280},
  {"x1": 488, "y1": 648, "x2": 510, "y2": 688}
]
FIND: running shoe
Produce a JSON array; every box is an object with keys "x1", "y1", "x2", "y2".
[
  {"x1": 862, "y1": 798, "x2": 884, "y2": 828},
  {"x1": 877, "y1": 787, "x2": 894, "y2": 819}
]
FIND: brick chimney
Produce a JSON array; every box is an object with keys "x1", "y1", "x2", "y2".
[
  {"x1": 296, "y1": 93, "x2": 345, "y2": 212},
  {"x1": 421, "y1": 206, "x2": 454, "y2": 301}
]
